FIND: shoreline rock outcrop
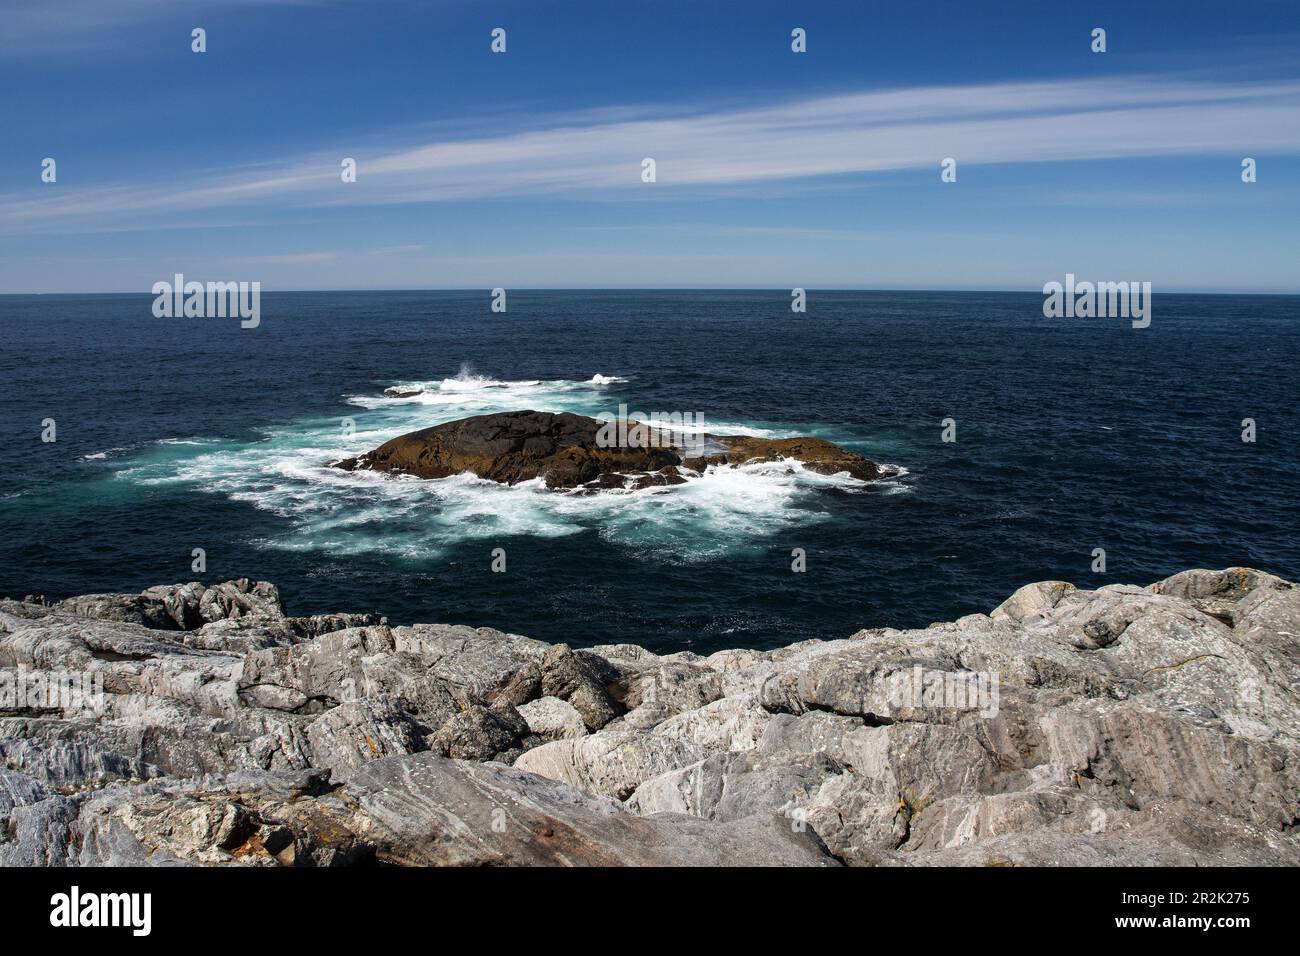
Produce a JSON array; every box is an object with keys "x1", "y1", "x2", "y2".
[
  {"x1": 2, "y1": 567, "x2": 1297, "y2": 866},
  {"x1": 331, "y1": 410, "x2": 882, "y2": 489}
]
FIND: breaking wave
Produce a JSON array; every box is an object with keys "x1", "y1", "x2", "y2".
[{"x1": 112, "y1": 372, "x2": 906, "y2": 560}]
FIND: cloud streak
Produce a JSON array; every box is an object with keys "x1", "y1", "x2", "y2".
[{"x1": 4, "y1": 75, "x2": 1299, "y2": 235}]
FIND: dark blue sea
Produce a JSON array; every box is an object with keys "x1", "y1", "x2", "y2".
[{"x1": 1, "y1": 291, "x2": 1296, "y2": 653}]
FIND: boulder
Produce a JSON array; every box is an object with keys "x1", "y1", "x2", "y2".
[
  {"x1": 517, "y1": 696, "x2": 588, "y2": 741},
  {"x1": 429, "y1": 702, "x2": 532, "y2": 762}
]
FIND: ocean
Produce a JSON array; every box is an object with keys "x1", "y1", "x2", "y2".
[{"x1": 1, "y1": 290, "x2": 1296, "y2": 653}]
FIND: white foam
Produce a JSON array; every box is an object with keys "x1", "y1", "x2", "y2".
[
  {"x1": 347, "y1": 371, "x2": 564, "y2": 412},
  {"x1": 78, "y1": 445, "x2": 134, "y2": 461},
  {"x1": 114, "y1": 372, "x2": 902, "y2": 559}
]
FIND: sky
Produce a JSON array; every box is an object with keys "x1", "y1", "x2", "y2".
[{"x1": 1, "y1": 0, "x2": 1298, "y2": 293}]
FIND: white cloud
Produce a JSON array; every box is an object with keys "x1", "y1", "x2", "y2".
[{"x1": 3, "y1": 75, "x2": 1298, "y2": 235}]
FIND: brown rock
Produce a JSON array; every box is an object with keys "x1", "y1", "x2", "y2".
[
  {"x1": 333, "y1": 411, "x2": 883, "y2": 489},
  {"x1": 333, "y1": 411, "x2": 682, "y2": 489},
  {"x1": 708, "y1": 435, "x2": 881, "y2": 481}
]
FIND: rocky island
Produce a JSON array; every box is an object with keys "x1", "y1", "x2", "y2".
[
  {"x1": 332, "y1": 410, "x2": 883, "y2": 489},
  {"x1": 1, "y1": 568, "x2": 1297, "y2": 866}
]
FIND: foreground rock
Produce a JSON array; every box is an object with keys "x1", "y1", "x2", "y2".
[
  {"x1": 332, "y1": 410, "x2": 881, "y2": 488},
  {"x1": 2, "y1": 568, "x2": 1298, "y2": 866}
]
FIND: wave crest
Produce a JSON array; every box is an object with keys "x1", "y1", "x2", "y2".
[{"x1": 114, "y1": 373, "x2": 903, "y2": 559}]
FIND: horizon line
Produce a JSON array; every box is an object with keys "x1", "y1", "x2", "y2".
[{"x1": 3, "y1": 287, "x2": 1299, "y2": 297}]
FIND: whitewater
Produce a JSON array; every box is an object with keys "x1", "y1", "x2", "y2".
[{"x1": 110, "y1": 368, "x2": 907, "y2": 562}]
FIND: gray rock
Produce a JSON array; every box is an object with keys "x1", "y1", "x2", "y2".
[
  {"x1": 620, "y1": 660, "x2": 724, "y2": 722},
  {"x1": 650, "y1": 694, "x2": 771, "y2": 752},
  {"x1": 627, "y1": 750, "x2": 837, "y2": 821},
  {"x1": 2, "y1": 567, "x2": 1298, "y2": 866},
  {"x1": 56, "y1": 592, "x2": 178, "y2": 630},
  {"x1": 392, "y1": 623, "x2": 548, "y2": 698},
  {"x1": 345, "y1": 753, "x2": 837, "y2": 866},
  {"x1": 514, "y1": 730, "x2": 703, "y2": 799},
  {"x1": 304, "y1": 698, "x2": 423, "y2": 782},
  {"x1": 537, "y1": 644, "x2": 623, "y2": 730},
  {"x1": 198, "y1": 579, "x2": 283, "y2": 623},
  {"x1": 518, "y1": 696, "x2": 588, "y2": 741},
  {"x1": 429, "y1": 702, "x2": 532, "y2": 762},
  {"x1": 141, "y1": 582, "x2": 207, "y2": 630}
]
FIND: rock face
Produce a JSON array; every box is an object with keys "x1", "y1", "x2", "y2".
[
  {"x1": 2, "y1": 567, "x2": 1298, "y2": 867},
  {"x1": 332, "y1": 410, "x2": 881, "y2": 489}
]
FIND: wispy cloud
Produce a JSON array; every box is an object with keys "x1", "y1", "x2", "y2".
[
  {"x1": 0, "y1": 0, "x2": 322, "y2": 55},
  {"x1": 4, "y1": 75, "x2": 1298, "y2": 235}
]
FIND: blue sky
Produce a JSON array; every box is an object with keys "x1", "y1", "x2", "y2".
[{"x1": 2, "y1": 0, "x2": 1298, "y2": 293}]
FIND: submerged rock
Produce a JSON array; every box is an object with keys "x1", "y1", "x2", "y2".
[
  {"x1": 331, "y1": 410, "x2": 882, "y2": 489},
  {"x1": 2, "y1": 567, "x2": 1298, "y2": 866}
]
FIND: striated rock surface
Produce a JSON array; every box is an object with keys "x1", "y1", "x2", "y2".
[
  {"x1": 331, "y1": 410, "x2": 882, "y2": 489},
  {"x1": 1, "y1": 567, "x2": 1297, "y2": 867}
]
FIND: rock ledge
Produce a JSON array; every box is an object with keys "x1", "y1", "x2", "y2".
[{"x1": 2, "y1": 566, "x2": 1297, "y2": 867}]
